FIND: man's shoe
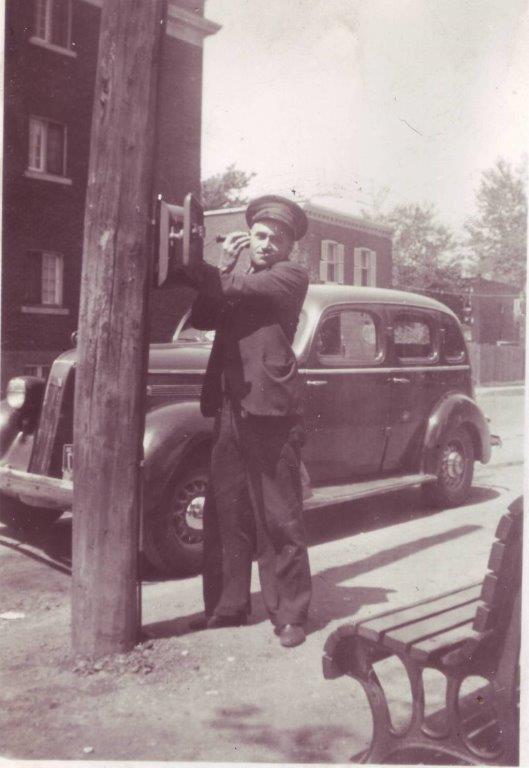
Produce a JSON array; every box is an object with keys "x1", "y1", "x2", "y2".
[
  {"x1": 206, "y1": 613, "x2": 248, "y2": 629},
  {"x1": 278, "y1": 624, "x2": 306, "y2": 648}
]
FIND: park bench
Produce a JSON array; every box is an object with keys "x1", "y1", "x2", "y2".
[{"x1": 322, "y1": 496, "x2": 522, "y2": 765}]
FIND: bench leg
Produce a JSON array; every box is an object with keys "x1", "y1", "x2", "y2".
[
  {"x1": 336, "y1": 640, "x2": 512, "y2": 765},
  {"x1": 337, "y1": 639, "x2": 427, "y2": 764}
]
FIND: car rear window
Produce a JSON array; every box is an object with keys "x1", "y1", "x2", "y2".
[
  {"x1": 394, "y1": 316, "x2": 435, "y2": 360},
  {"x1": 316, "y1": 310, "x2": 380, "y2": 366},
  {"x1": 443, "y1": 316, "x2": 466, "y2": 363}
]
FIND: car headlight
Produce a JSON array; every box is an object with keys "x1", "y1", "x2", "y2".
[
  {"x1": 7, "y1": 377, "x2": 28, "y2": 409},
  {"x1": 6, "y1": 376, "x2": 46, "y2": 415}
]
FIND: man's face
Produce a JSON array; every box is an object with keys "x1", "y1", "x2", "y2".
[{"x1": 249, "y1": 219, "x2": 294, "y2": 270}]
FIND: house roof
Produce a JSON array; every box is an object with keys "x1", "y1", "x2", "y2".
[{"x1": 205, "y1": 198, "x2": 393, "y2": 238}]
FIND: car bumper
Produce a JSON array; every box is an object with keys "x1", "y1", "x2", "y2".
[{"x1": 0, "y1": 466, "x2": 72, "y2": 509}]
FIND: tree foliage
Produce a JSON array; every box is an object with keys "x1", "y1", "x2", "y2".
[
  {"x1": 201, "y1": 163, "x2": 256, "y2": 210},
  {"x1": 465, "y1": 157, "x2": 527, "y2": 289},
  {"x1": 373, "y1": 203, "x2": 459, "y2": 290}
]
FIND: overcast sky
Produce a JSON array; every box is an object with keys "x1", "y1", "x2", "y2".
[{"x1": 201, "y1": 0, "x2": 528, "y2": 233}]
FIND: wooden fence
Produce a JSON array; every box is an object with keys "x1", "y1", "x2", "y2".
[{"x1": 467, "y1": 342, "x2": 525, "y2": 386}]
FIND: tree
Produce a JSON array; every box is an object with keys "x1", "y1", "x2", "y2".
[
  {"x1": 372, "y1": 203, "x2": 458, "y2": 290},
  {"x1": 465, "y1": 157, "x2": 527, "y2": 289},
  {"x1": 201, "y1": 163, "x2": 255, "y2": 210}
]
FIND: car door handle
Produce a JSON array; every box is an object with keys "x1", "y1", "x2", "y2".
[
  {"x1": 388, "y1": 376, "x2": 411, "y2": 384},
  {"x1": 306, "y1": 380, "x2": 328, "y2": 387}
]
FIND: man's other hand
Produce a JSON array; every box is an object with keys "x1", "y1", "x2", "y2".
[{"x1": 219, "y1": 231, "x2": 250, "y2": 273}]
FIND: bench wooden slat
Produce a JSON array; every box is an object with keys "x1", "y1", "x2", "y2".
[
  {"x1": 356, "y1": 584, "x2": 482, "y2": 642},
  {"x1": 487, "y1": 540, "x2": 507, "y2": 573},
  {"x1": 409, "y1": 621, "x2": 479, "y2": 662},
  {"x1": 473, "y1": 601, "x2": 506, "y2": 633},
  {"x1": 481, "y1": 572, "x2": 498, "y2": 603},
  {"x1": 495, "y1": 511, "x2": 517, "y2": 542},
  {"x1": 383, "y1": 602, "x2": 479, "y2": 654}
]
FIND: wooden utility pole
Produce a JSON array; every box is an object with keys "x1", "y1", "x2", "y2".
[{"x1": 72, "y1": 0, "x2": 165, "y2": 657}]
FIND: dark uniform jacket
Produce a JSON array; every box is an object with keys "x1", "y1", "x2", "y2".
[{"x1": 189, "y1": 260, "x2": 309, "y2": 418}]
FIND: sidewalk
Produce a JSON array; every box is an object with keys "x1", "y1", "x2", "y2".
[
  {"x1": 0, "y1": 465, "x2": 523, "y2": 762},
  {"x1": 475, "y1": 386, "x2": 525, "y2": 470},
  {"x1": 475, "y1": 382, "x2": 524, "y2": 396}
]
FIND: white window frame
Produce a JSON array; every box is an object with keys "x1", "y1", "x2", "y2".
[
  {"x1": 28, "y1": 116, "x2": 68, "y2": 178},
  {"x1": 320, "y1": 240, "x2": 345, "y2": 284},
  {"x1": 353, "y1": 247, "x2": 377, "y2": 287},
  {"x1": 41, "y1": 252, "x2": 64, "y2": 306},
  {"x1": 32, "y1": 0, "x2": 73, "y2": 51}
]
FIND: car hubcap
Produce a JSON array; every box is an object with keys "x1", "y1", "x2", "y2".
[
  {"x1": 441, "y1": 442, "x2": 466, "y2": 488},
  {"x1": 172, "y1": 478, "x2": 206, "y2": 545}
]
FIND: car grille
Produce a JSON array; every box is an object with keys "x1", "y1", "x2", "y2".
[{"x1": 28, "y1": 360, "x2": 74, "y2": 477}]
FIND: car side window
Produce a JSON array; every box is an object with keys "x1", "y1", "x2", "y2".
[
  {"x1": 443, "y1": 315, "x2": 467, "y2": 363},
  {"x1": 316, "y1": 309, "x2": 380, "y2": 366},
  {"x1": 394, "y1": 315, "x2": 436, "y2": 362}
]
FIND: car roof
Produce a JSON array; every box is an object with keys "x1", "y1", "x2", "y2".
[{"x1": 304, "y1": 283, "x2": 457, "y2": 317}]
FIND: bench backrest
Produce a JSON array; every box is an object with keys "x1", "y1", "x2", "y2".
[{"x1": 473, "y1": 496, "x2": 523, "y2": 650}]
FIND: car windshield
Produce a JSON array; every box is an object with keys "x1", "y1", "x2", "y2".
[{"x1": 176, "y1": 326, "x2": 216, "y2": 343}]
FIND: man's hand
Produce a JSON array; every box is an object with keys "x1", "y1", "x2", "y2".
[{"x1": 219, "y1": 231, "x2": 250, "y2": 273}]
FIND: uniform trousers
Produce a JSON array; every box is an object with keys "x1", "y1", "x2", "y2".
[{"x1": 201, "y1": 396, "x2": 312, "y2": 628}]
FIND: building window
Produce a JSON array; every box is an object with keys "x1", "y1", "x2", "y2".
[
  {"x1": 33, "y1": 0, "x2": 72, "y2": 50},
  {"x1": 320, "y1": 240, "x2": 344, "y2": 284},
  {"x1": 42, "y1": 252, "x2": 64, "y2": 305},
  {"x1": 353, "y1": 247, "x2": 377, "y2": 287},
  {"x1": 28, "y1": 117, "x2": 67, "y2": 177},
  {"x1": 25, "y1": 251, "x2": 65, "y2": 307}
]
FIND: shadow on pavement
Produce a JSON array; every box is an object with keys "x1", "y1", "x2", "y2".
[
  {"x1": 0, "y1": 483, "x2": 499, "y2": 584},
  {"x1": 143, "y1": 522, "x2": 481, "y2": 640},
  {"x1": 304, "y1": 484, "x2": 499, "y2": 549},
  {"x1": 207, "y1": 709, "x2": 356, "y2": 763},
  {"x1": 0, "y1": 516, "x2": 72, "y2": 574}
]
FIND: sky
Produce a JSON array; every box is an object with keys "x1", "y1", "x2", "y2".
[{"x1": 201, "y1": 0, "x2": 528, "y2": 234}]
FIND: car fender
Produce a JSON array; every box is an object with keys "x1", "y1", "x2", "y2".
[
  {"x1": 142, "y1": 401, "x2": 214, "y2": 512},
  {"x1": 421, "y1": 392, "x2": 491, "y2": 474}
]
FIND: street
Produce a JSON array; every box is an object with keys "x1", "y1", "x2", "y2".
[{"x1": 0, "y1": 387, "x2": 524, "y2": 763}]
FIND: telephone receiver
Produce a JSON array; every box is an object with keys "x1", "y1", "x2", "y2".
[{"x1": 153, "y1": 193, "x2": 204, "y2": 287}]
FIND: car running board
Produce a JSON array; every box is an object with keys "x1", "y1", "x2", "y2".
[{"x1": 303, "y1": 473, "x2": 438, "y2": 511}]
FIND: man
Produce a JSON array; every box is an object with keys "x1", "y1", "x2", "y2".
[{"x1": 181, "y1": 195, "x2": 311, "y2": 648}]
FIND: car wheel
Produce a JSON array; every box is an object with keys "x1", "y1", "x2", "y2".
[
  {"x1": 423, "y1": 425, "x2": 474, "y2": 508},
  {"x1": 143, "y1": 464, "x2": 207, "y2": 576},
  {"x1": 0, "y1": 495, "x2": 63, "y2": 530}
]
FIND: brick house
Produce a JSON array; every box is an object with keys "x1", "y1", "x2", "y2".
[
  {"x1": 1, "y1": 0, "x2": 219, "y2": 391},
  {"x1": 203, "y1": 199, "x2": 393, "y2": 287}
]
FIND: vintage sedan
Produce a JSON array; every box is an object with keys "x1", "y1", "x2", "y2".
[{"x1": 0, "y1": 284, "x2": 493, "y2": 575}]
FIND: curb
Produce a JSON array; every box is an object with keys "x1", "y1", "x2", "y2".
[{"x1": 475, "y1": 384, "x2": 525, "y2": 397}]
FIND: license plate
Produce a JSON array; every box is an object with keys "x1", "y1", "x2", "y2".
[{"x1": 62, "y1": 444, "x2": 74, "y2": 480}]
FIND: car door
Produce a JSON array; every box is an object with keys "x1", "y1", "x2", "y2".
[
  {"x1": 300, "y1": 305, "x2": 390, "y2": 484},
  {"x1": 382, "y1": 308, "x2": 445, "y2": 472}
]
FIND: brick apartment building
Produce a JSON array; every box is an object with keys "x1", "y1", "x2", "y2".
[
  {"x1": 2, "y1": 0, "x2": 219, "y2": 391},
  {"x1": 204, "y1": 199, "x2": 393, "y2": 287}
]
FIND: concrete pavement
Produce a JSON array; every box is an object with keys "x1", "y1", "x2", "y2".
[{"x1": 0, "y1": 389, "x2": 524, "y2": 762}]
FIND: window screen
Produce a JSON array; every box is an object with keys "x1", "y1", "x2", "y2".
[
  {"x1": 394, "y1": 317, "x2": 434, "y2": 359},
  {"x1": 316, "y1": 310, "x2": 379, "y2": 365}
]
